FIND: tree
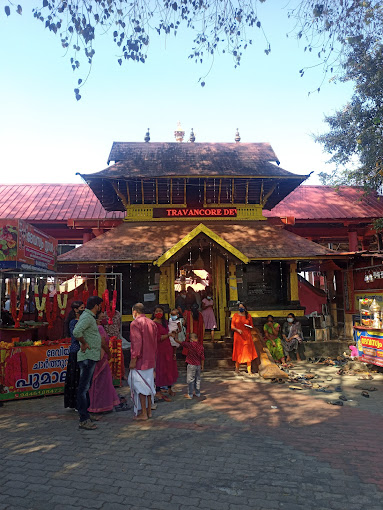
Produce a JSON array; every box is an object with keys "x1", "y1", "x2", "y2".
[
  {"x1": 316, "y1": 38, "x2": 383, "y2": 190},
  {"x1": 3, "y1": 0, "x2": 270, "y2": 100},
  {"x1": 288, "y1": 1, "x2": 383, "y2": 85}
]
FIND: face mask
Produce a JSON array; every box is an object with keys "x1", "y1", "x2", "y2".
[
  {"x1": 207, "y1": 296, "x2": 212, "y2": 300},
  {"x1": 170, "y1": 315, "x2": 178, "y2": 320},
  {"x1": 287, "y1": 318, "x2": 294, "y2": 323},
  {"x1": 155, "y1": 312, "x2": 163, "y2": 319},
  {"x1": 239, "y1": 308, "x2": 245, "y2": 313}
]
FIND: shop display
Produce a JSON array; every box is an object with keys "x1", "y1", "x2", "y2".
[{"x1": 353, "y1": 298, "x2": 383, "y2": 366}]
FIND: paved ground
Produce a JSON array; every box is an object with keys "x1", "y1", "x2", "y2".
[{"x1": 1, "y1": 361, "x2": 383, "y2": 510}]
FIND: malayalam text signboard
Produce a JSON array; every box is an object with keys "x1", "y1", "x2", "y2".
[
  {"x1": 354, "y1": 329, "x2": 383, "y2": 367},
  {"x1": 0, "y1": 219, "x2": 57, "y2": 271},
  {"x1": 0, "y1": 344, "x2": 68, "y2": 400}
]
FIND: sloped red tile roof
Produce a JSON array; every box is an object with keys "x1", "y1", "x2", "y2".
[
  {"x1": 58, "y1": 220, "x2": 336, "y2": 263},
  {"x1": 0, "y1": 184, "x2": 125, "y2": 221},
  {"x1": 264, "y1": 185, "x2": 383, "y2": 220}
]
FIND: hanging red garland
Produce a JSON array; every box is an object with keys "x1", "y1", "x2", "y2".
[
  {"x1": 103, "y1": 289, "x2": 117, "y2": 325},
  {"x1": 74, "y1": 288, "x2": 79, "y2": 299},
  {"x1": 10, "y1": 285, "x2": 26, "y2": 328},
  {"x1": 45, "y1": 293, "x2": 58, "y2": 329}
]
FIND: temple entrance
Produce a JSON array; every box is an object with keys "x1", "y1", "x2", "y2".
[
  {"x1": 154, "y1": 225, "x2": 249, "y2": 339},
  {"x1": 172, "y1": 245, "x2": 227, "y2": 339}
]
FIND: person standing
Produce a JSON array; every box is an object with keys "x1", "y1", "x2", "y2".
[
  {"x1": 152, "y1": 306, "x2": 178, "y2": 399},
  {"x1": 231, "y1": 302, "x2": 258, "y2": 376},
  {"x1": 88, "y1": 313, "x2": 121, "y2": 414},
  {"x1": 63, "y1": 300, "x2": 84, "y2": 409},
  {"x1": 73, "y1": 295, "x2": 103, "y2": 430},
  {"x1": 183, "y1": 333, "x2": 205, "y2": 399},
  {"x1": 128, "y1": 303, "x2": 158, "y2": 420},
  {"x1": 201, "y1": 289, "x2": 217, "y2": 342}
]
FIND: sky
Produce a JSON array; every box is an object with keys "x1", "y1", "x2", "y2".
[{"x1": 0, "y1": 2, "x2": 354, "y2": 185}]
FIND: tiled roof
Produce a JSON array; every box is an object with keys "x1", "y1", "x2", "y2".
[
  {"x1": 264, "y1": 185, "x2": 383, "y2": 220},
  {"x1": 99, "y1": 142, "x2": 305, "y2": 178},
  {"x1": 0, "y1": 184, "x2": 125, "y2": 221},
  {"x1": 58, "y1": 220, "x2": 336, "y2": 263}
]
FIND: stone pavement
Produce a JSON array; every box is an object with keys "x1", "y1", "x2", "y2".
[{"x1": 1, "y1": 362, "x2": 383, "y2": 510}]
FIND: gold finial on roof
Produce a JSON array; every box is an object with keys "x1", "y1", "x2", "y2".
[
  {"x1": 144, "y1": 128, "x2": 150, "y2": 143},
  {"x1": 174, "y1": 121, "x2": 185, "y2": 143},
  {"x1": 235, "y1": 128, "x2": 241, "y2": 143}
]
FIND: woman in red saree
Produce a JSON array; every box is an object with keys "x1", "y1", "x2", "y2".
[
  {"x1": 88, "y1": 315, "x2": 120, "y2": 413},
  {"x1": 152, "y1": 306, "x2": 178, "y2": 399},
  {"x1": 184, "y1": 303, "x2": 205, "y2": 344},
  {"x1": 231, "y1": 302, "x2": 257, "y2": 375}
]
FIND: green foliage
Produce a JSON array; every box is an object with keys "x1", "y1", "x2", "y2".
[
  {"x1": 314, "y1": 39, "x2": 383, "y2": 190},
  {"x1": 373, "y1": 218, "x2": 383, "y2": 233},
  {"x1": 3, "y1": 1, "x2": 270, "y2": 99},
  {"x1": 288, "y1": 1, "x2": 383, "y2": 81}
]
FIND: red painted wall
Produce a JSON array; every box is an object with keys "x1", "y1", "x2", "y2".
[{"x1": 298, "y1": 276, "x2": 327, "y2": 315}]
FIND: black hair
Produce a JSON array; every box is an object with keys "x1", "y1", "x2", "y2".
[
  {"x1": 238, "y1": 302, "x2": 249, "y2": 319},
  {"x1": 151, "y1": 305, "x2": 168, "y2": 328},
  {"x1": 191, "y1": 302, "x2": 200, "y2": 321},
  {"x1": 86, "y1": 296, "x2": 103, "y2": 310},
  {"x1": 64, "y1": 300, "x2": 84, "y2": 337},
  {"x1": 266, "y1": 314, "x2": 274, "y2": 321}
]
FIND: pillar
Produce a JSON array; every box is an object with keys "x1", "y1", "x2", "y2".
[
  {"x1": 327, "y1": 269, "x2": 338, "y2": 326},
  {"x1": 348, "y1": 231, "x2": 358, "y2": 252},
  {"x1": 289, "y1": 262, "x2": 299, "y2": 302},
  {"x1": 83, "y1": 232, "x2": 93, "y2": 243},
  {"x1": 97, "y1": 265, "x2": 107, "y2": 298},
  {"x1": 228, "y1": 264, "x2": 238, "y2": 302},
  {"x1": 159, "y1": 265, "x2": 172, "y2": 307}
]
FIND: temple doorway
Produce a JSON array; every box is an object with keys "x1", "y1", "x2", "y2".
[{"x1": 172, "y1": 245, "x2": 227, "y2": 339}]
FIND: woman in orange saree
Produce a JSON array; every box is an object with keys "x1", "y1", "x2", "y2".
[{"x1": 231, "y1": 302, "x2": 257, "y2": 375}]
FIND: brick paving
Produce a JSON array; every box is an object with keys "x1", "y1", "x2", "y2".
[{"x1": 0, "y1": 362, "x2": 382, "y2": 510}]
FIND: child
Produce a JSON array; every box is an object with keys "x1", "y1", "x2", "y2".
[
  {"x1": 168, "y1": 308, "x2": 184, "y2": 359},
  {"x1": 183, "y1": 332, "x2": 205, "y2": 399}
]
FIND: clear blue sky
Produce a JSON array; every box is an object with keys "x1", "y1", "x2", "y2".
[{"x1": 0, "y1": 2, "x2": 353, "y2": 185}]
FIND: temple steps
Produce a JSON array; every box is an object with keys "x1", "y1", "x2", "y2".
[{"x1": 176, "y1": 338, "x2": 235, "y2": 369}]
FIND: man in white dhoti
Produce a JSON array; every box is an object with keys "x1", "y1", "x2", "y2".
[{"x1": 128, "y1": 303, "x2": 158, "y2": 420}]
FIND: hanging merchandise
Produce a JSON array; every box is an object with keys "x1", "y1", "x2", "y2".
[
  {"x1": 82, "y1": 281, "x2": 89, "y2": 305},
  {"x1": 103, "y1": 289, "x2": 117, "y2": 325},
  {"x1": 45, "y1": 292, "x2": 58, "y2": 329},
  {"x1": 10, "y1": 283, "x2": 26, "y2": 328},
  {"x1": 35, "y1": 284, "x2": 48, "y2": 320},
  {"x1": 56, "y1": 282, "x2": 68, "y2": 318}
]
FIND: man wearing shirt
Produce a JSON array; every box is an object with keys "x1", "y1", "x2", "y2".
[
  {"x1": 73, "y1": 295, "x2": 103, "y2": 430},
  {"x1": 128, "y1": 302, "x2": 158, "y2": 420}
]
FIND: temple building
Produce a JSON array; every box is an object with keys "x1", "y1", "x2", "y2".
[{"x1": 57, "y1": 130, "x2": 343, "y2": 336}]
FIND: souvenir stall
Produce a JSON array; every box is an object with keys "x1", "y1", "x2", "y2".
[
  {"x1": 348, "y1": 257, "x2": 383, "y2": 366},
  {"x1": 353, "y1": 297, "x2": 383, "y2": 367},
  {"x1": 0, "y1": 268, "x2": 123, "y2": 401}
]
